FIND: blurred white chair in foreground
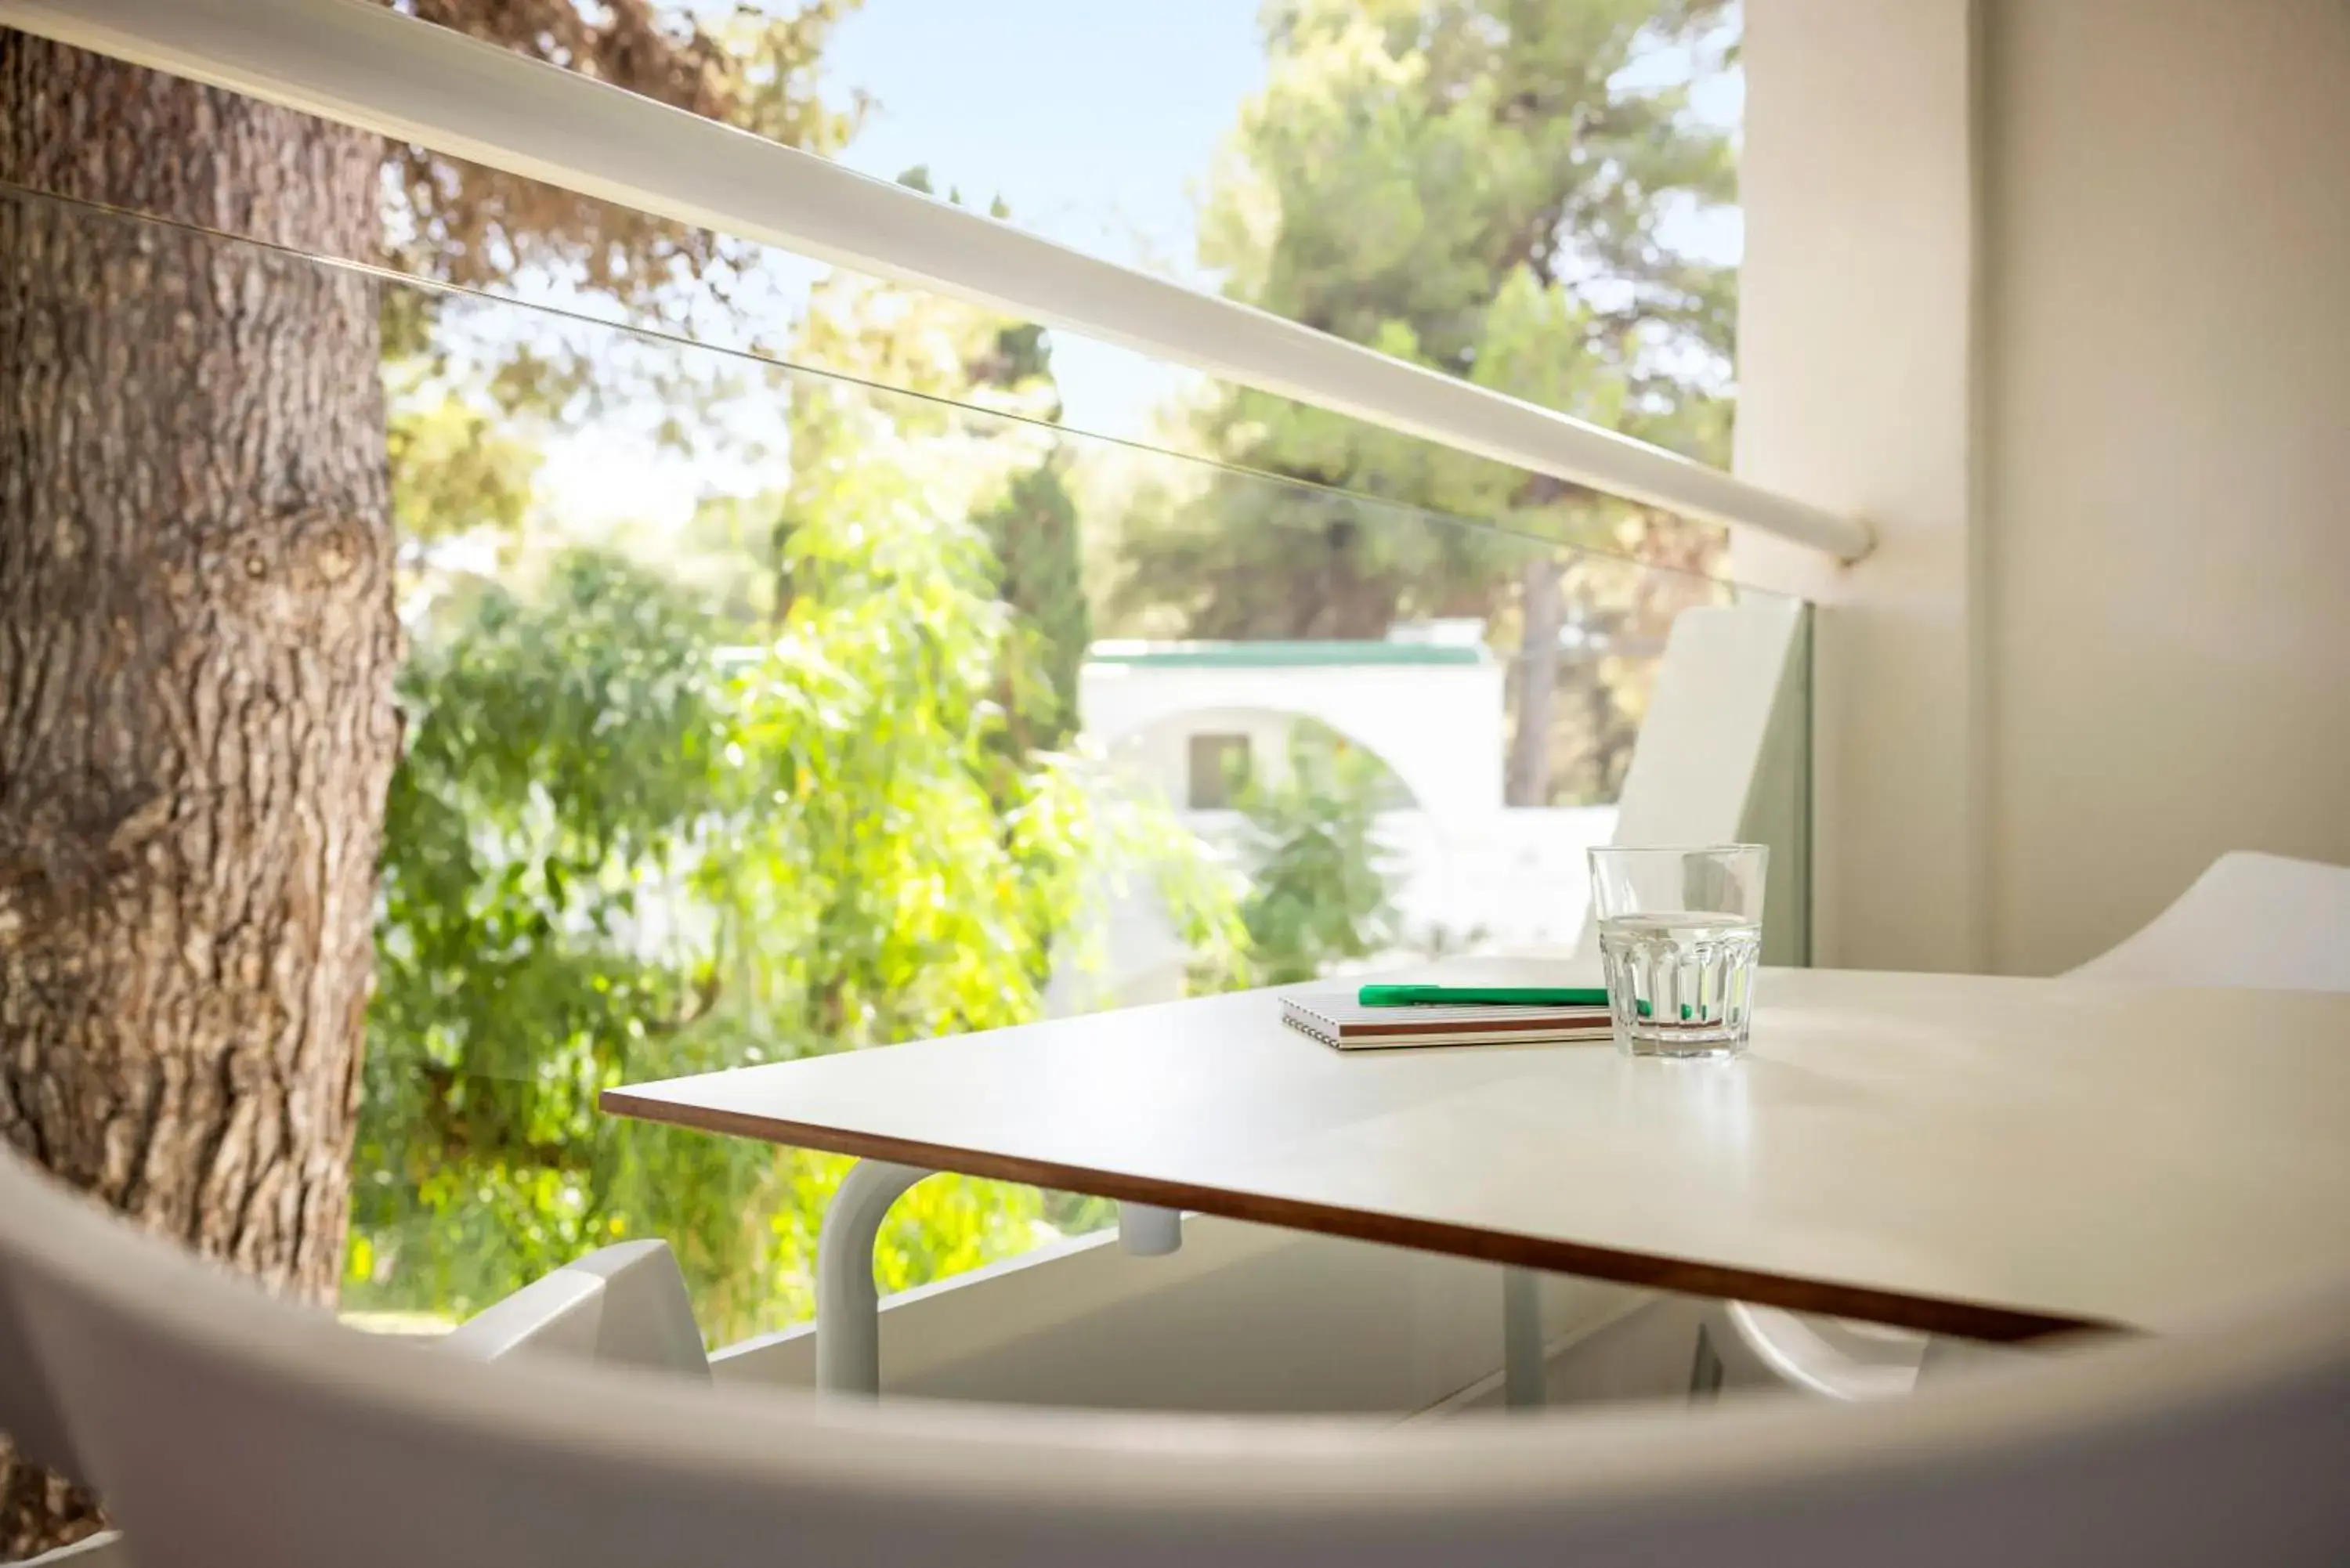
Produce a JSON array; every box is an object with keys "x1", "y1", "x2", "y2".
[
  {"x1": 1726, "y1": 850, "x2": 2350, "y2": 1401},
  {"x1": 2, "y1": 1180, "x2": 707, "y2": 1568},
  {"x1": 6, "y1": 1134, "x2": 2350, "y2": 1568}
]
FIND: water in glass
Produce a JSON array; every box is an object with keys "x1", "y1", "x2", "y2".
[{"x1": 1597, "y1": 910, "x2": 1761, "y2": 1057}]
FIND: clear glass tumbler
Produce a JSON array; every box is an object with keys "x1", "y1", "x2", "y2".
[{"x1": 1588, "y1": 844, "x2": 1768, "y2": 1059}]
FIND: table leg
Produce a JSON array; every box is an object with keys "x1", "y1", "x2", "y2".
[
  {"x1": 815, "y1": 1158, "x2": 932, "y2": 1397},
  {"x1": 1502, "y1": 1266, "x2": 1546, "y2": 1410},
  {"x1": 1117, "y1": 1202, "x2": 1183, "y2": 1255}
]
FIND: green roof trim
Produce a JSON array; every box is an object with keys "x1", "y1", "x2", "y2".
[{"x1": 1084, "y1": 639, "x2": 1488, "y2": 669}]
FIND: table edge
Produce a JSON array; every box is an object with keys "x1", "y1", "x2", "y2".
[{"x1": 601, "y1": 1088, "x2": 2115, "y2": 1345}]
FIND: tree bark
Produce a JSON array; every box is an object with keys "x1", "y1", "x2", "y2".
[
  {"x1": 1505, "y1": 554, "x2": 1565, "y2": 807},
  {"x1": 0, "y1": 35, "x2": 398, "y2": 1559}
]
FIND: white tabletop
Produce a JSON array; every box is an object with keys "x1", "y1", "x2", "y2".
[{"x1": 604, "y1": 963, "x2": 2350, "y2": 1340}]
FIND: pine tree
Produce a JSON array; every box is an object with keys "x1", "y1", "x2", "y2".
[{"x1": 1107, "y1": 0, "x2": 1737, "y2": 804}]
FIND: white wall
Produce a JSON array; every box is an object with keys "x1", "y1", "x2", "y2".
[
  {"x1": 1732, "y1": 0, "x2": 1987, "y2": 973},
  {"x1": 1082, "y1": 660, "x2": 1507, "y2": 822},
  {"x1": 1737, "y1": 0, "x2": 2350, "y2": 974},
  {"x1": 1979, "y1": 0, "x2": 2350, "y2": 972}
]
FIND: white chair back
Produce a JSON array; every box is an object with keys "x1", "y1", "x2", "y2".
[
  {"x1": 4, "y1": 1139, "x2": 2348, "y2": 1568},
  {"x1": 1593, "y1": 601, "x2": 1810, "y2": 962},
  {"x1": 440, "y1": 1240, "x2": 710, "y2": 1378},
  {"x1": 2066, "y1": 851, "x2": 2350, "y2": 990}
]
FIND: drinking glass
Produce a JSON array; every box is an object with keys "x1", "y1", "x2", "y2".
[{"x1": 1588, "y1": 844, "x2": 1768, "y2": 1059}]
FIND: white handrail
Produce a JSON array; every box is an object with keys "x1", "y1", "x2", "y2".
[{"x1": 0, "y1": 0, "x2": 1872, "y2": 562}]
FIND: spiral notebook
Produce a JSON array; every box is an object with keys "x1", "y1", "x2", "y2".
[{"x1": 1280, "y1": 993, "x2": 1614, "y2": 1051}]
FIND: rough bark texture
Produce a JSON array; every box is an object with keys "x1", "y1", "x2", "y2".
[
  {"x1": 1505, "y1": 554, "x2": 1565, "y2": 807},
  {"x1": 0, "y1": 35, "x2": 399, "y2": 1559}
]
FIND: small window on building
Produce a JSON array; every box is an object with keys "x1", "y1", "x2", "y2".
[{"x1": 1188, "y1": 733, "x2": 1252, "y2": 809}]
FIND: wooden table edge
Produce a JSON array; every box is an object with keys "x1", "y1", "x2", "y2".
[{"x1": 601, "y1": 1087, "x2": 2116, "y2": 1346}]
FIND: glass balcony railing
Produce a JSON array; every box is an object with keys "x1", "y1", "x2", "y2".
[{"x1": 1, "y1": 179, "x2": 1806, "y2": 1346}]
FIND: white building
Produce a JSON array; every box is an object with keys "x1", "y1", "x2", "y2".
[{"x1": 1074, "y1": 628, "x2": 1616, "y2": 1005}]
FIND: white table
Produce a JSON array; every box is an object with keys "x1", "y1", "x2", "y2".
[{"x1": 603, "y1": 965, "x2": 2350, "y2": 1402}]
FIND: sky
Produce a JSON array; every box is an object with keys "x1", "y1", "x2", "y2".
[
  {"x1": 821, "y1": 0, "x2": 1268, "y2": 436},
  {"x1": 537, "y1": 1, "x2": 1743, "y2": 529},
  {"x1": 823, "y1": 0, "x2": 1265, "y2": 280}
]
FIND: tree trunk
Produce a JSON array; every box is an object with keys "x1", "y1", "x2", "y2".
[
  {"x1": 1505, "y1": 554, "x2": 1564, "y2": 807},
  {"x1": 0, "y1": 36, "x2": 397, "y2": 1559},
  {"x1": 1588, "y1": 653, "x2": 1623, "y2": 801}
]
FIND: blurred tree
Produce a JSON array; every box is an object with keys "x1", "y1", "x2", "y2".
[
  {"x1": 779, "y1": 172, "x2": 1094, "y2": 768},
  {"x1": 359, "y1": 527, "x2": 1242, "y2": 1336},
  {"x1": 975, "y1": 452, "x2": 1092, "y2": 757},
  {"x1": 1228, "y1": 731, "x2": 1403, "y2": 987},
  {"x1": 881, "y1": 169, "x2": 1092, "y2": 759},
  {"x1": 1107, "y1": 0, "x2": 1738, "y2": 805},
  {"x1": 355, "y1": 168, "x2": 1247, "y2": 1339},
  {"x1": 0, "y1": 6, "x2": 853, "y2": 1552}
]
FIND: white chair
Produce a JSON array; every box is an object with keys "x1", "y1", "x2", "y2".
[
  {"x1": 2064, "y1": 851, "x2": 2350, "y2": 990},
  {"x1": 1718, "y1": 1302, "x2": 1933, "y2": 1402},
  {"x1": 6, "y1": 1137, "x2": 2350, "y2": 1566},
  {"x1": 439, "y1": 1238, "x2": 711, "y2": 1378},
  {"x1": 3, "y1": 1187, "x2": 703, "y2": 1568},
  {"x1": 1726, "y1": 851, "x2": 2350, "y2": 1401}
]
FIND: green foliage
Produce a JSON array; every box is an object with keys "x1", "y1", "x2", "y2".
[
  {"x1": 352, "y1": 0, "x2": 1259, "y2": 1344},
  {"x1": 977, "y1": 453, "x2": 1090, "y2": 756},
  {"x1": 1103, "y1": 0, "x2": 1741, "y2": 808},
  {"x1": 1229, "y1": 731, "x2": 1402, "y2": 986},
  {"x1": 1112, "y1": 0, "x2": 1737, "y2": 634},
  {"x1": 385, "y1": 390, "x2": 543, "y2": 544},
  {"x1": 354, "y1": 552, "x2": 754, "y2": 1323},
  {"x1": 1235, "y1": 0, "x2": 1737, "y2": 381},
  {"x1": 356, "y1": 455, "x2": 1242, "y2": 1336}
]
